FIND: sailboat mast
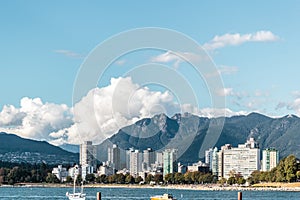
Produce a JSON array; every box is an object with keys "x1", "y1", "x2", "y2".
[{"x1": 73, "y1": 176, "x2": 76, "y2": 194}]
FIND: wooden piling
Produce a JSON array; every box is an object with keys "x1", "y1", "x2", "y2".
[
  {"x1": 97, "y1": 192, "x2": 101, "y2": 200},
  {"x1": 238, "y1": 192, "x2": 242, "y2": 200}
]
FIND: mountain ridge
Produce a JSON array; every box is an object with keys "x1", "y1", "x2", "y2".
[
  {"x1": 0, "y1": 132, "x2": 78, "y2": 164},
  {"x1": 97, "y1": 112, "x2": 300, "y2": 163}
]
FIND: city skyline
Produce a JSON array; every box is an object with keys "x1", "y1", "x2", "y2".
[
  {"x1": 1, "y1": 1, "x2": 300, "y2": 146},
  {"x1": 76, "y1": 138, "x2": 277, "y2": 181}
]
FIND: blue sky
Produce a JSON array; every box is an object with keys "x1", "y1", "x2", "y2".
[{"x1": 0, "y1": 1, "x2": 300, "y2": 143}]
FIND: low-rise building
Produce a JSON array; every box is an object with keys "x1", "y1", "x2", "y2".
[
  {"x1": 98, "y1": 164, "x2": 114, "y2": 176},
  {"x1": 52, "y1": 165, "x2": 68, "y2": 182},
  {"x1": 68, "y1": 165, "x2": 81, "y2": 179},
  {"x1": 187, "y1": 161, "x2": 209, "y2": 173}
]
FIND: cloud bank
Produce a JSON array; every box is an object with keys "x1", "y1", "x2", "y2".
[
  {"x1": 7, "y1": 79, "x2": 297, "y2": 146},
  {"x1": 0, "y1": 97, "x2": 73, "y2": 140},
  {"x1": 0, "y1": 77, "x2": 250, "y2": 146}
]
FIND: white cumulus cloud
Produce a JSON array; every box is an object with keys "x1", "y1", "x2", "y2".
[
  {"x1": 50, "y1": 77, "x2": 181, "y2": 145},
  {"x1": 0, "y1": 77, "x2": 248, "y2": 146},
  {"x1": 0, "y1": 97, "x2": 73, "y2": 140}
]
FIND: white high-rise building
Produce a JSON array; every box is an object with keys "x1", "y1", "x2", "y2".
[
  {"x1": 205, "y1": 148, "x2": 213, "y2": 170},
  {"x1": 80, "y1": 141, "x2": 97, "y2": 172},
  {"x1": 222, "y1": 138, "x2": 260, "y2": 179},
  {"x1": 129, "y1": 149, "x2": 142, "y2": 177},
  {"x1": 126, "y1": 147, "x2": 134, "y2": 170},
  {"x1": 211, "y1": 147, "x2": 218, "y2": 176},
  {"x1": 262, "y1": 148, "x2": 279, "y2": 171},
  {"x1": 156, "y1": 152, "x2": 163, "y2": 166},
  {"x1": 142, "y1": 148, "x2": 155, "y2": 171},
  {"x1": 218, "y1": 144, "x2": 231, "y2": 179}
]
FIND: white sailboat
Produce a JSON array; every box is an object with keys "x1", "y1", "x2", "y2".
[
  {"x1": 66, "y1": 181, "x2": 86, "y2": 200},
  {"x1": 66, "y1": 166, "x2": 86, "y2": 200}
]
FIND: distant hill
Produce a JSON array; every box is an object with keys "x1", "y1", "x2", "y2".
[
  {"x1": 0, "y1": 132, "x2": 78, "y2": 165},
  {"x1": 97, "y1": 113, "x2": 300, "y2": 163}
]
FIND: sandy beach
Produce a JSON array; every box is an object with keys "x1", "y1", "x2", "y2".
[
  {"x1": 88, "y1": 183, "x2": 300, "y2": 192},
  {"x1": 3, "y1": 182, "x2": 299, "y2": 192}
]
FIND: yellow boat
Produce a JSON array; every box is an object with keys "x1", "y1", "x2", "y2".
[{"x1": 150, "y1": 194, "x2": 176, "y2": 200}]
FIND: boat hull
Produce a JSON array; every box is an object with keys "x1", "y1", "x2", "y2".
[
  {"x1": 150, "y1": 194, "x2": 176, "y2": 200},
  {"x1": 66, "y1": 192, "x2": 86, "y2": 200}
]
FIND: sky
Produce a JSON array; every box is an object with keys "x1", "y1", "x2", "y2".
[{"x1": 0, "y1": 1, "x2": 300, "y2": 145}]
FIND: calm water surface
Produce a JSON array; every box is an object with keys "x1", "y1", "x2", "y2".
[{"x1": 0, "y1": 187, "x2": 299, "y2": 200}]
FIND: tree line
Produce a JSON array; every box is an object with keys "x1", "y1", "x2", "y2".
[
  {"x1": 248, "y1": 155, "x2": 300, "y2": 184},
  {"x1": 0, "y1": 161, "x2": 72, "y2": 185},
  {"x1": 1, "y1": 155, "x2": 299, "y2": 185}
]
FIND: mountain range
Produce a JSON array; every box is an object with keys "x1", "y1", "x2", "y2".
[
  {"x1": 0, "y1": 132, "x2": 78, "y2": 165},
  {"x1": 1, "y1": 112, "x2": 299, "y2": 165},
  {"x1": 97, "y1": 112, "x2": 300, "y2": 163}
]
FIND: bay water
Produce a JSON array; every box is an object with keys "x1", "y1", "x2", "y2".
[{"x1": 0, "y1": 187, "x2": 299, "y2": 200}]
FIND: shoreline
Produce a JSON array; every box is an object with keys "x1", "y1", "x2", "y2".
[{"x1": 1, "y1": 183, "x2": 300, "y2": 192}]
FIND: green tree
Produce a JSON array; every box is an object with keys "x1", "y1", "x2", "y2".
[
  {"x1": 184, "y1": 172, "x2": 192, "y2": 184},
  {"x1": 76, "y1": 175, "x2": 83, "y2": 185},
  {"x1": 218, "y1": 177, "x2": 227, "y2": 185},
  {"x1": 115, "y1": 174, "x2": 125, "y2": 184},
  {"x1": 296, "y1": 171, "x2": 300, "y2": 180},
  {"x1": 125, "y1": 174, "x2": 134, "y2": 184},
  {"x1": 191, "y1": 171, "x2": 201, "y2": 184},
  {"x1": 96, "y1": 174, "x2": 107, "y2": 183},
  {"x1": 153, "y1": 174, "x2": 163, "y2": 184},
  {"x1": 174, "y1": 173, "x2": 184, "y2": 184},
  {"x1": 275, "y1": 158, "x2": 286, "y2": 182},
  {"x1": 227, "y1": 176, "x2": 236, "y2": 185},
  {"x1": 199, "y1": 173, "x2": 214, "y2": 184},
  {"x1": 135, "y1": 176, "x2": 143, "y2": 184},
  {"x1": 248, "y1": 171, "x2": 261, "y2": 184},
  {"x1": 107, "y1": 175, "x2": 115, "y2": 183},
  {"x1": 85, "y1": 174, "x2": 95, "y2": 183},
  {"x1": 45, "y1": 173, "x2": 60, "y2": 183},
  {"x1": 284, "y1": 155, "x2": 297, "y2": 182},
  {"x1": 7, "y1": 166, "x2": 30, "y2": 184},
  {"x1": 145, "y1": 174, "x2": 154, "y2": 184},
  {"x1": 164, "y1": 173, "x2": 174, "y2": 184},
  {"x1": 66, "y1": 176, "x2": 73, "y2": 183},
  {"x1": 237, "y1": 177, "x2": 246, "y2": 185}
]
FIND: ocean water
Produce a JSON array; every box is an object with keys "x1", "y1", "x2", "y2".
[{"x1": 0, "y1": 187, "x2": 299, "y2": 200}]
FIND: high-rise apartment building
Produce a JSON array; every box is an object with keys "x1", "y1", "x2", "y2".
[
  {"x1": 142, "y1": 148, "x2": 155, "y2": 171},
  {"x1": 156, "y1": 152, "x2": 163, "y2": 166},
  {"x1": 262, "y1": 148, "x2": 279, "y2": 171},
  {"x1": 80, "y1": 141, "x2": 97, "y2": 172},
  {"x1": 218, "y1": 144, "x2": 231, "y2": 179},
  {"x1": 108, "y1": 144, "x2": 121, "y2": 171},
  {"x1": 129, "y1": 149, "x2": 142, "y2": 177},
  {"x1": 163, "y1": 149, "x2": 177, "y2": 177},
  {"x1": 205, "y1": 148, "x2": 213, "y2": 170},
  {"x1": 222, "y1": 138, "x2": 260, "y2": 179},
  {"x1": 211, "y1": 147, "x2": 218, "y2": 176}
]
